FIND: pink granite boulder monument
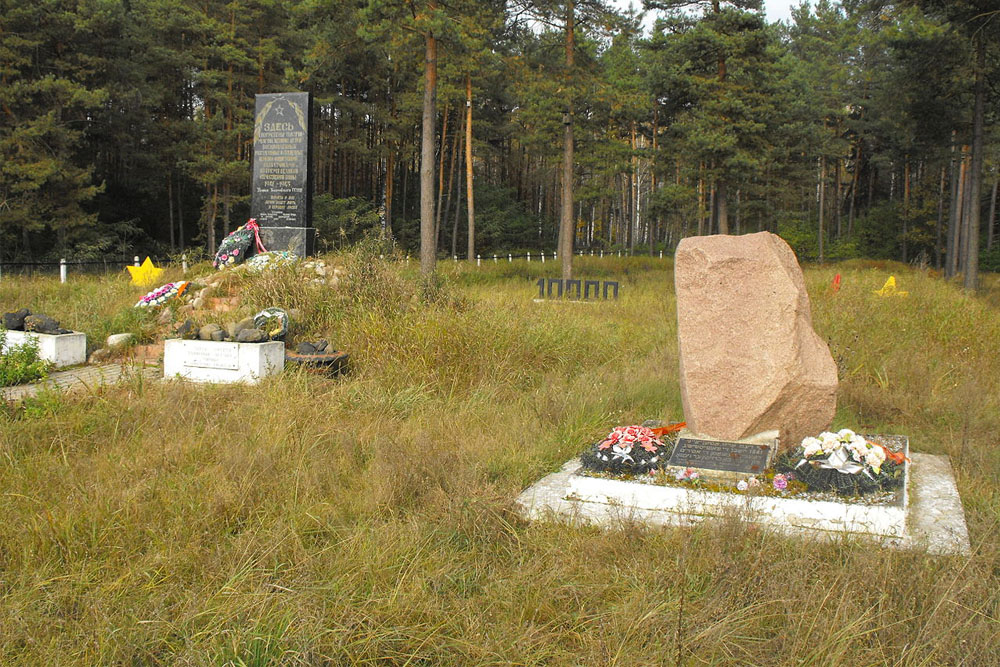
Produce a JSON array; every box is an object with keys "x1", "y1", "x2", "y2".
[{"x1": 674, "y1": 232, "x2": 837, "y2": 450}]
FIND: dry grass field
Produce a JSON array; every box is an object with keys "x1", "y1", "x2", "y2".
[{"x1": 1, "y1": 249, "x2": 998, "y2": 664}]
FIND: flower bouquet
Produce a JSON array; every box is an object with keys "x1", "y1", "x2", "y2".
[
  {"x1": 242, "y1": 250, "x2": 298, "y2": 274},
  {"x1": 580, "y1": 425, "x2": 675, "y2": 475},
  {"x1": 135, "y1": 281, "x2": 189, "y2": 308},
  {"x1": 775, "y1": 429, "x2": 907, "y2": 496}
]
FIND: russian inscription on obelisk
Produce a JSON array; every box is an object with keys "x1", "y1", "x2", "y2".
[{"x1": 251, "y1": 92, "x2": 314, "y2": 257}]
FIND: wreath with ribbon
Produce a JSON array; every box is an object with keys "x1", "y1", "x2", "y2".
[{"x1": 213, "y1": 219, "x2": 268, "y2": 269}]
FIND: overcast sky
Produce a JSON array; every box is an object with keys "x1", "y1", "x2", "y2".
[{"x1": 612, "y1": 1, "x2": 798, "y2": 29}]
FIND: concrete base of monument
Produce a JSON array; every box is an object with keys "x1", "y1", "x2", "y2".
[
  {"x1": 163, "y1": 339, "x2": 285, "y2": 384},
  {"x1": 261, "y1": 226, "x2": 315, "y2": 258},
  {"x1": 2, "y1": 330, "x2": 87, "y2": 368},
  {"x1": 516, "y1": 451, "x2": 970, "y2": 556}
]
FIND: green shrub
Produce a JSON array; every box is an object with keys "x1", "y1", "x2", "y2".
[{"x1": 0, "y1": 330, "x2": 52, "y2": 387}]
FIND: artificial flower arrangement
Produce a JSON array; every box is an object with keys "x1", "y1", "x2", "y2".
[
  {"x1": 135, "y1": 281, "x2": 189, "y2": 308},
  {"x1": 580, "y1": 424, "x2": 680, "y2": 475},
  {"x1": 580, "y1": 423, "x2": 906, "y2": 501},
  {"x1": 774, "y1": 429, "x2": 907, "y2": 496},
  {"x1": 242, "y1": 250, "x2": 299, "y2": 274}
]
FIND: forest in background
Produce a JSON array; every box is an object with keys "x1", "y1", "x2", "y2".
[{"x1": 1, "y1": 0, "x2": 997, "y2": 281}]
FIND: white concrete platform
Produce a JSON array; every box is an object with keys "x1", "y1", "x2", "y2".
[
  {"x1": 1, "y1": 363, "x2": 160, "y2": 401},
  {"x1": 516, "y1": 451, "x2": 970, "y2": 556},
  {"x1": 2, "y1": 329, "x2": 86, "y2": 368},
  {"x1": 163, "y1": 339, "x2": 284, "y2": 384}
]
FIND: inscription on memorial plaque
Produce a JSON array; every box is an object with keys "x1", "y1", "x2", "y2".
[
  {"x1": 183, "y1": 341, "x2": 240, "y2": 371},
  {"x1": 667, "y1": 437, "x2": 773, "y2": 474},
  {"x1": 251, "y1": 92, "x2": 314, "y2": 256},
  {"x1": 252, "y1": 93, "x2": 310, "y2": 226}
]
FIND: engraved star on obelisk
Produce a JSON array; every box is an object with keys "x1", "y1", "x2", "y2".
[{"x1": 126, "y1": 257, "x2": 164, "y2": 287}]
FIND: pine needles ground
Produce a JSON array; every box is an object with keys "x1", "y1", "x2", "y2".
[{"x1": 0, "y1": 256, "x2": 998, "y2": 664}]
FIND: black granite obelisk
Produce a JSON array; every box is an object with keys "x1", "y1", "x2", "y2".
[{"x1": 251, "y1": 92, "x2": 314, "y2": 256}]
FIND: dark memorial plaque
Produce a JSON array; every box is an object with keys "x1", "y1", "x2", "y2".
[
  {"x1": 668, "y1": 437, "x2": 773, "y2": 475},
  {"x1": 251, "y1": 92, "x2": 314, "y2": 257}
]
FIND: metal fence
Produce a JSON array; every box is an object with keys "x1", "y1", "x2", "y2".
[
  {"x1": 0, "y1": 256, "x2": 187, "y2": 283},
  {"x1": 1, "y1": 249, "x2": 666, "y2": 282}
]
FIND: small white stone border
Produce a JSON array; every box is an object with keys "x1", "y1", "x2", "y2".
[
  {"x1": 516, "y1": 452, "x2": 971, "y2": 556},
  {"x1": 2, "y1": 329, "x2": 87, "y2": 368}
]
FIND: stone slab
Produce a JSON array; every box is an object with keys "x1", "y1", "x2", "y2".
[
  {"x1": 163, "y1": 339, "x2": 284, "y2": 384},
  {"x1": 1, "y1": 363, "x2": 160, "y2": 401},
  {"x1": 251, "y1": 92, "x2": 313, "y2": 247},
  {"x1": 516, "y1": 451, "x2": 969, "y2": 556},
  {"x1": 2, "y1": 330, "x2": 86, "y2": 368},
  {"x1": 260, "y1": 226, "x2": 315, "y2": 258}
]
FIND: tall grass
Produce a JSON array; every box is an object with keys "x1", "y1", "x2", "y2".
[{"x1": 0, "y1": 256, "x2": 997, "y2": 664}]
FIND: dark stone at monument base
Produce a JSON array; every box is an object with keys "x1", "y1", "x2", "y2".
[
  {"x1": 174, "y1": 319, "x2": 195, "y2": 338},
  {"x1": 198, "y1": 323, "x2": 224, "y2": 341},
  {"x1": 236, "y1": 328, "x2": 268, "y2": 343},
  {"x1": 3, "y1": 308, "x2": 30, "y2": 330},
  {"x1": 296, "y1": 340, "x2": 330, "y2": 355},
  {"x1": 226, "y1": 317, "x2": 255, "y2": 340},
  {"x1": 24, "y1": 314, "x2": 69, "y2": 335},
  {"x1": 285, "y1": 350, "x2": 349, "y2": 376},
  {"x1": 261, "y1": 226, "x2": 315, "y2": 258}
]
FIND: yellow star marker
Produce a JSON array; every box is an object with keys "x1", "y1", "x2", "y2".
[
  {"x1": 127, "y1": 257, "x2": 164, "y2": 287},
  {"x1": 873, "y1": 275, "x2": 908, "y2": 297}
]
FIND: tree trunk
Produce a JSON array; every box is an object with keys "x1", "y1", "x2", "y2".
[
  {"x1": 465, "y1": 73, "x2": 475, "y2": 261},
  {"x1": 385, "y1": 151, "x2": 394, "y2": 234},
  {"x1": 963, "y1": 35, "x2": 985, "y2": 291},
  {"x1": 168, "y1": 172, "x2": 176, "y2": 251},
  {"x1": 902, "y1": 157, "x2": 910, "y2": 263},
  {"x1": 420, "y1": 27, "x2": 438, "y2": 277},
  {"x1": 818, "y1": 156, "x2": 825, "y2": 263},
  {"x1": 734, "y1": 189, "x2": 741, "y2": 235},
  {"x1": 949, "y1": 149, "x2": 968, "y2": 278},
  {"x1": 178, "y1": 179, "x2": 185, "y2": 249},
  {"x1": 441, "y1": 107, "x2": 462, "y2": 249},
  {"x1": 559, "y1": 0, "x2": 575, "y2": 281},
  {"x1": 935, "y1": 165, "x2": 946, "y2": 269},
  {"x1": 987, "y1": 177, "x2": 998, "y2": 251},
  {"x1": 835, "y1": 158, "x2": 842, "y2": 239},
  {"x1": 630, "y1": 120, "x2": 637, "y2": 251},
  {"x1": 847, "y1": 154, "x2": 858, "y2": 237},
  {"x1": 716, "y1": 179, "x2": 728, "y2": 235},
  {"x1": 945, "y1": 138, "x2": 960, "y2": 277},
  {"x1": 697, "y1": 169, "x2": 705, "y2": 236},
  {"x1": 223, "y1": 182, "x2": 231, "y2": 238},
  {"x1": 435, "y1": 103, "x2": 449, "y2": 239},
  {"x1": 451, "y1": 138, "x2": 463, "y2": 257},
  {"x1": 207, "y1": 183, "x2": 218, "y2": 253}
]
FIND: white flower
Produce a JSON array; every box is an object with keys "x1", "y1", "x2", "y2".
[
  {"x1": 848, "y1": 436, "x2": 869, "y2": 462},
  {"x1": 865, "y1": 447, "x2": 886, "y2": 474},
  {"x1": 837, "y1": 428, "x2": 857, "y2": 441},
  {"x1": 801, "y1": 436, "x2": 823, "y2": 458},
  {"x1": 737, "y1": 480, "x2": 749, "y2": 491},
  {"x1": 820, "y1": 431, "x2": 840, "y2": 449},
  {"x1": 611, "y1": 444, "x2": 634, "y2": 463}
]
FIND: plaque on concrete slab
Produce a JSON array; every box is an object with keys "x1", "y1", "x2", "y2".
[
  {"x1": 668, "y1": 437, "x2": 774, "y2": 475},
  {"x1": 183, "y1": 341, "x2": 240, "y2": 370},
  {"x1": 251, "y1": 92, "x2": 314, "y2": 257}
]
